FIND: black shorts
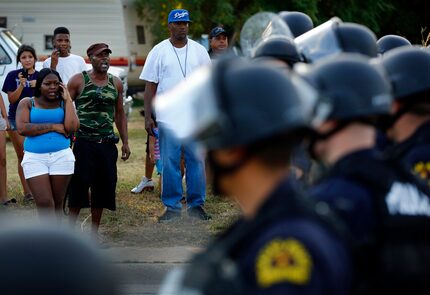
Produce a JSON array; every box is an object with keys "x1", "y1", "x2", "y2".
[{"x1": 68, "y1": 139, "x2": 118, "y2": 210}]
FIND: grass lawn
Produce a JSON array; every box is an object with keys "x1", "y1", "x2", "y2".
[{"x1": 4, "y1": 105, "x2": 240, "y2": 247}]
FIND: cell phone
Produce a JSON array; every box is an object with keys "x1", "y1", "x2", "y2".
[{"x1": 22, "y1": 69, "x2": 28, "y2": 79}]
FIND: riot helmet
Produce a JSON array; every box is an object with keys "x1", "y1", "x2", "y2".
[
  {"x1": 376, "y1": 47, "x2": 430, "y2": 130},
  {"x1": 155, "y1": 57, "x2": 326, "y2": 150},
  {"x1": 380, "y1": 47, "x2": 430, "y2": 101},
  {"x1": 252, "y1": 35, "x2": 302, "y2": 67},
  {"x1": 296, "y1": 54, "x2": 392, "y2": 157},
  {"x1": 296, "y1": 54, "x2": 392, "y2": 124},
  {"x1": 0, "y1": 223, "x2": 118, "y2": 295},
  {"x1": 336, "y1": 23, "x2": 378, "y2": 57},
  {"x1": 295, "y1": 20, "x2": 378, "y2": 63},
  {"x1": 278, "y1": 11, "x2": 314, "y2": 37},
  {"x1": 377, "y1": 35, "x2": 412, "y2": 55}
]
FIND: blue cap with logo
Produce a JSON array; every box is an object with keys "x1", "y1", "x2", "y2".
[
  {"x1": 168, "y1": 9, "x2": 191, "y2": 23},
  {"x1": 210, "y1": 27, "x2": 227, "y2": 38}
]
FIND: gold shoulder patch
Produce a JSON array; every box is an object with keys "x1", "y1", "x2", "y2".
[
  {"x1": 413, "y1": 161, "x2": 430, "y2": 186},
  {"x1": 256, "y1": 238, "x2": 312, "y2": 288}
]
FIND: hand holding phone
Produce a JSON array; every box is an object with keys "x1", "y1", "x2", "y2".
[
  {"x1": 51, "y1": 48, "x2": 60, "y2": 69},
  {"x1": 18, "y1": 72, "x2": 27, "y2": 87},
  {"x1": 22, "y1": 69, "x2": 28, "y2": 79},
  {"x1": 58, "y1": 83, "x2": 72, "y2": 102}
]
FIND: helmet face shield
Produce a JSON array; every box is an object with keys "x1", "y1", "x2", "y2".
[
  {"x1": 155, "y1": 65, "x2": 221, "y2": 141},
  {"x1": 240, "y1": 12, "x2": 294, "y2": 57},
  {"x1": 295, "y1": 17, "x2": 343, "y2": 63},
  {"x1": 290, "y1": 72, "x2": 332, "y2": 128},
  {"x1": 156, "y1": 57, "x2": 327, "y2": 150}
]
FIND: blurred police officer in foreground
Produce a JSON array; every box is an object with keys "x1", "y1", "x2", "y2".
[
  {"x1": 0, "y1": 218, "x2": 118, "y2": 295},
  {"x1": 379, "y1": 48, "x2": 430, "y2": 188},
  {"x1": 299, "y1": 54, "x2": 430, "y2": 294},
  {"x1": 155, "y1": 57, "x2": 351, "y2": 295}
]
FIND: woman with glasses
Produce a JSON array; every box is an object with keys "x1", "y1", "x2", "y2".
[{"x1": 15, "y1": 68, "x2": 79, "y2": 218}]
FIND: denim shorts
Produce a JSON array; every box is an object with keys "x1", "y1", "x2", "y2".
[
  {"x1": 0, "y1": 117, "x2": 6, "y2": 131},
  {"x1": 21, "y1": 148, "x2": 75, "y2": 179}
]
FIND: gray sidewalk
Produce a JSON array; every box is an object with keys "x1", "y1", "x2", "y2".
[{"x1": 101, "y1": 246, "x2": 202, "y2": 295}]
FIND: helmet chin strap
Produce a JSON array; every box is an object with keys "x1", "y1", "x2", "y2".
[
  {"x1": 377, "y1": 104, "x2": 415, "y2": 132},
  {"x1": 207, "y1": 151, "x2": 251, "y2": 196},
  {"x1": 308, "y1": 121, "x2": 350, "y2": 160}
]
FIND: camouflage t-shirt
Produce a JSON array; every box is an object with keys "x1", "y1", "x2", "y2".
[{"x1": 75, "y1": 71, "x2": 118, "y2": 140}]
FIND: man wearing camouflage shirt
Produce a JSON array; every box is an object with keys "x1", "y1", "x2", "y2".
[{"x1": 67, "y1": 43, "x2": 130, "y2": 235}]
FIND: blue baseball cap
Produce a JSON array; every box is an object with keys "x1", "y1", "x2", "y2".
[
  {"x1": 168, "y1": 9, "x2": 191, "y2": 23},
  {"x1": 210, "y1": 27, "x2": 227, "y2": 38}
]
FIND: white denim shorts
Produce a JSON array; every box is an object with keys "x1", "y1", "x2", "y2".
[
  {"x1": 21, "y1": 148, "x2": 75, "y2": 179},
  {"x1": 0, "y1": 116, "x2": 6, "y2": 131}
]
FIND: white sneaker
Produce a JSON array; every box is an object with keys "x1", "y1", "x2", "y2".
[{"x1": 131, "y1": 177, "x2": 155, "y2": 193}]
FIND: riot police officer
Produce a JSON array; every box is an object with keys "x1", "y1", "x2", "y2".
[
  {"x1": 155, "y1": 58, "x2": 351, "y2": 295},
  {"x1": 298, "y1": 54, "x2": 430, "y2": 294},
  {"x1": 379, "y1": 47, "x2": 430, "y2": 187}
]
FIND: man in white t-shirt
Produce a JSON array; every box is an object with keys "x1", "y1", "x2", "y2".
[
  {"x1": 43, "y1": 27, "x2": 87, "y2": 85},
  {"x1": 140, "y1": 9, "x2": 211, "y2": 221}
]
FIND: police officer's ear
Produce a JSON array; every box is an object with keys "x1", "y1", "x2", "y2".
[
  {"x1": 211, "y1": 148, "x2": 247, "y2": 166},
  {"x1": 391, "y1": 100, "x2": 402, "y2": 114}
]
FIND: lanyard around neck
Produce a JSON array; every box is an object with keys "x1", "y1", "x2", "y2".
[{"x1": 171, "y1": 42, "x2": 188, "y2": 78}]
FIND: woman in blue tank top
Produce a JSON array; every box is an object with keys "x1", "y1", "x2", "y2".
[{"x1": 15, "y1": 68, "x2": 79, "y2": 218}]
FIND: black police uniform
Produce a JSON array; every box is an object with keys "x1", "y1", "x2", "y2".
[
  {"x1": 311, "y1": 148, "x2": 430, "y2": 294},
  {"x1": 386, "y1": 121, "x2": 430, "y2": 188},
  {"x1": 180, "y1": 178, "x2": 351, "y2": 295}
]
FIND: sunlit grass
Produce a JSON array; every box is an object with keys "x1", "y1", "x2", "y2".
[{"x1": 5, "y1": 105, "x2": 240, "y2": 246}]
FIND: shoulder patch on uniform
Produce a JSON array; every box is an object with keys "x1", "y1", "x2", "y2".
[
  {"x1": 413, "y1": 161, "x2": 430, "y2": 185},
  {"x1": 256, "y1": 238, "x2": 312, "y2": 288}
]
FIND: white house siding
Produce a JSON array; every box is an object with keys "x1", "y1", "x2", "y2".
[{"x1": 0, "y1": 0, "x2": 129, "y2": 65}]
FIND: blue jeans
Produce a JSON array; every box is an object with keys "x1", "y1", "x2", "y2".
[{"x1": 159, "y1": 124, "x2": 206, "y2": 211}]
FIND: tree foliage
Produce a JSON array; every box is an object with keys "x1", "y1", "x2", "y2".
[{"x1": 135, "y1": 0, "x2": 430, "y2": 47}]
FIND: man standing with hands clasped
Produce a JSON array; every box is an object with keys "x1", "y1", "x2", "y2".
[
  {"x1": 67, "y1": 43, "x2": 130, "y2": 235},
  {"x1": 140, "y1": 9, "x2": 211, "y2": 221}
]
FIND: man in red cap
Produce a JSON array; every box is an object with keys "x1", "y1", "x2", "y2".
[{"x1": 67, "y1": 43, "x2": 131, "y2": 236}]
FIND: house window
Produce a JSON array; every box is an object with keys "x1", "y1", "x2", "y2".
[
  {"x1": 0, "y1": 17, "x2": 7, "y2": 28},
  {"x1": 45, "y1": 35, "x2": 54, "y2": 50},
  {"x1": 136, "y1": 25, "x2": 146, "y2": 44}
]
